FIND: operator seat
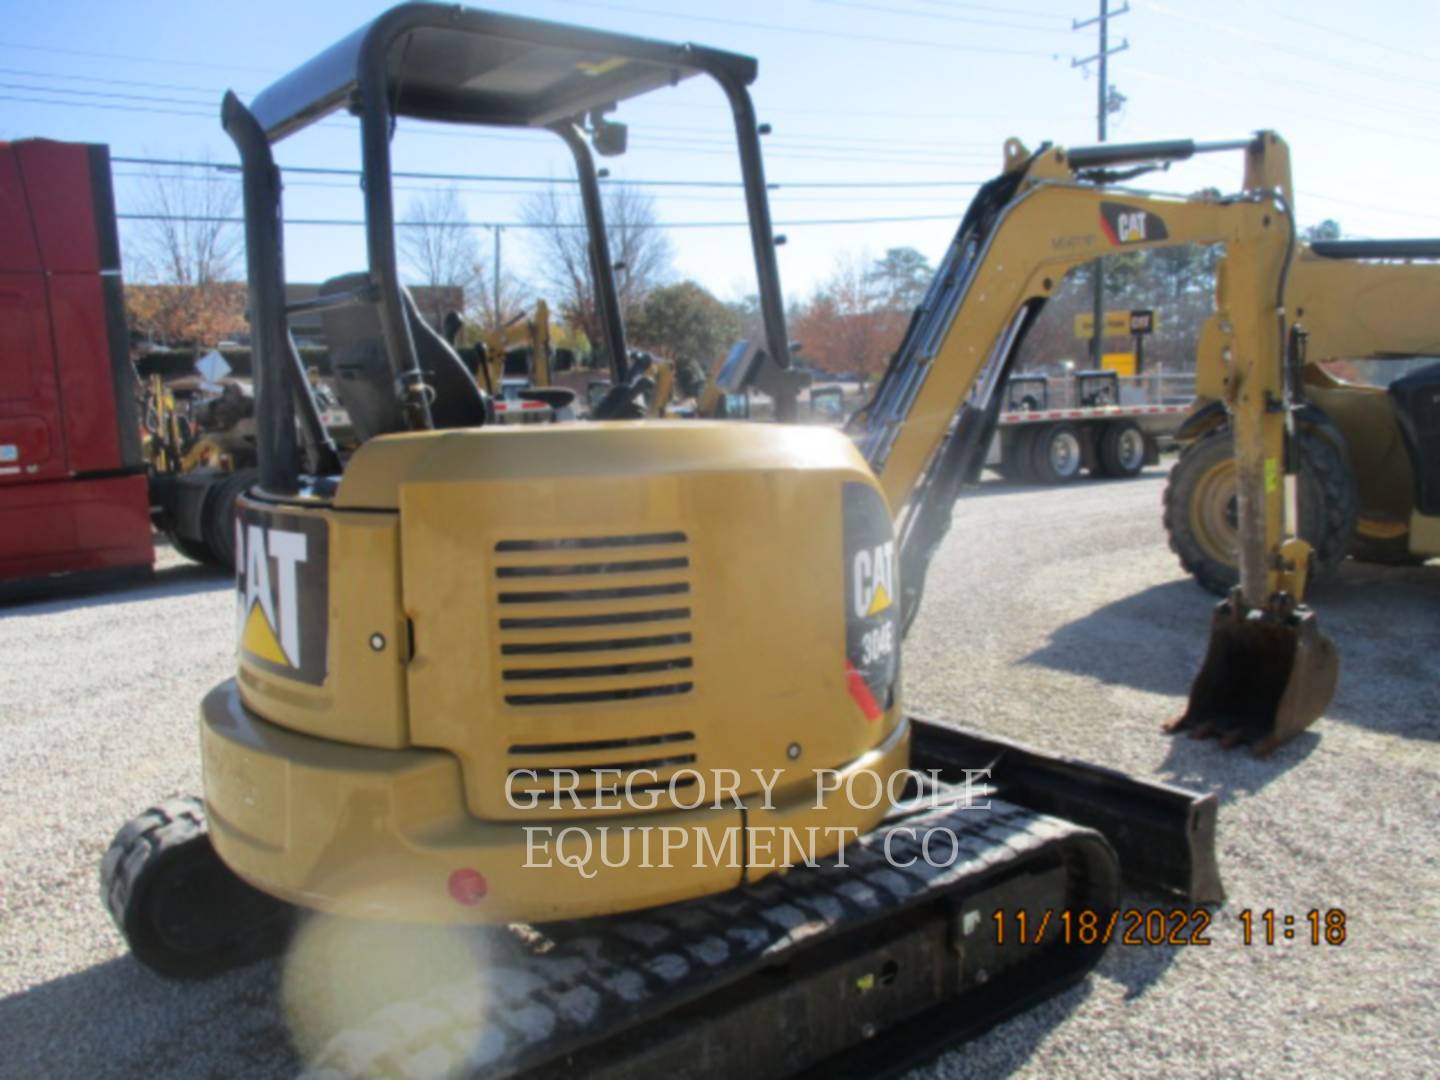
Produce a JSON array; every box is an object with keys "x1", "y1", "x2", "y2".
[{"x1": 318, "y1": 273, "x2": 491, "y2": 442}]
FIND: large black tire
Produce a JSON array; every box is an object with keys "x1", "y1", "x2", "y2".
[
  {"x1": 100, "y1": 796, "x2": 292, "y2": 978},
  {"x1": 1029, "y1": 423, "x2": 1083, "y2": 485},
  {"x1": 1349, "y1": 531, "x2": 1428, "y2": 566},
  {"x1": 1163, "y1": 426, "x2": 1358, "y2": 596},
  {"x1": 1097, "y1": 420, "x2": 1146, "y2": 479},
  {"x1": 998, "y1": 427, "x2": 1040, "y2": 483},
  {"x1": 201, "y1": 468, "x2": 258, "y2": 572},
  {"x1": 166, "y1": 530, "x2": 215, "y2": 565}
]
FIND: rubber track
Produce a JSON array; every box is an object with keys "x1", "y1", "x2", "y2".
[
  {"x1": 100, "y1": 795, "x2": 207, "y2": 933},
  {"x1": 301, "y1": 800, "x2": 1115, "y2": 1079}
]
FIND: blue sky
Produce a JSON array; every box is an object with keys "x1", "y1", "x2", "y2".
[{"x1": 3, "y1": 0, "x2": 1437, "y2": 306}]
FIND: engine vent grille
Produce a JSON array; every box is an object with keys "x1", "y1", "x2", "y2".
[{"x1": 494, "y1": 532, "x2": 695, "y2": 707}]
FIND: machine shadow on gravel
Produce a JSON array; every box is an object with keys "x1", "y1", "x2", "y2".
[
  {"x1": 1093, "y1": 899, "x2": 1188, "y2": 1001},
  {"x1": 1023, "y1": 563, "x2": 1437, "y2": 740},
  {"x1": 929, "y1": 977, "x2": 1098, "y2": 1078},
  {"x1": 0, "y1": 557, "x2": 229, "y2": 617},
  {"x1": 1020, "y1": 580, "x2": 1209, "y2": 699},
  {"x1": 1302, "y1": 560, "x2": 1440, "y2": 741},
  {"x1": 964, "y1": 468, "x2": 1161, "y2": 499},
  {"x1": 1157, "y1": 729, "x2": 1320, "y2": 805},
  {"x1": 0, "y1": 955, "x2": 297, "y2": 1079}
]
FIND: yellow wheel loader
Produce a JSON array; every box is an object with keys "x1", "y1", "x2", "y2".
[
  {"x1": 1166, "y1": 241, "x2": 1440, "y2": 595},
  {"x1": 101, "y1": 6, "x2": 1326, "y2": 1072}
]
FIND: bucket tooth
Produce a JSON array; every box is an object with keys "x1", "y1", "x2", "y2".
[{"x1": 1167, "y1": 588, "x2": 1338, "y2": 756}]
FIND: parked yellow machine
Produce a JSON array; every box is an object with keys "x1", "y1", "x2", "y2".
[
  {"x1": 1166, "y1": 241, "x2": 1440, "y2": 594},
  {"x1": 100, "y1": 5, "x2": 1334, "y2": 1071}
]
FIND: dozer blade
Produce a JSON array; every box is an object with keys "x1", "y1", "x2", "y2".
[
  {"x1": 1167, "y1": 588, "x2": 1338, "y2": 756},
  {"x1": 912, "y1": 718, "x2": 1223, "y2": 903}
]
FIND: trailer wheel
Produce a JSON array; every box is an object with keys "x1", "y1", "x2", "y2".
[
  {"x1": 993, "y1": 428, "x2": 1031, "y2": 482},
  {"x1": 1098, "y1": 421, "x2": 1146, "y2": 479},
  {"x1": 201, "y1": 468, "x2": 257, "y2": 571},
  {"x1": 166, "y1": 530, "x2": 215, "y2": 565},
  {"x1": 1029, "y1": 424, "x2": 1083, "y2": 484},
  {"x1": 1164, "y1": 426, "x2": 1357, "y2": 595}
]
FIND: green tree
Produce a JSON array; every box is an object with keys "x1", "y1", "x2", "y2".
[
  {"x1": 629, "y1": 280, "x2": 742, "y2": 379},
  {"x1": 726, "y1": 293, "x2": 767, "y2": 347},
  {"x1": 1303, "y1": 219, "x2": 1342, "y2": 242},
  {"x1": 866, "y1": 247, "x2": 933, "y2": 311}
]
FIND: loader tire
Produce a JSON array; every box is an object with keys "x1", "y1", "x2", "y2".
[
  {"x1": 1349, "y1": 531, "x2": 1428, "y2": 566},
  {"x1": 1164, "y1": 426, "x2": 1357, "y2": 596},
  {"x1": 166, "y1": 530, "x2": 215, "y2": 565},
  {"x1": 201, "y1": 468, "x2": 257, "y2": 571},
  {"x1": 100, "y1": 796, "x2": 293, "y2": 978}
]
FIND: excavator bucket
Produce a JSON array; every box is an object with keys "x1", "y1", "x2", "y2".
[{"x1": 1167, "y1": 588, "x2": 1338, "y2": 756}]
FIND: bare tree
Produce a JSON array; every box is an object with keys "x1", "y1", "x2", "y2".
[
  {"x1": 521, "y1": 182, "x2": 674, "y2": 360},
  {"x1": 125, "y1": 161, "x2": 242, "y2": 287},
  {"x1": 399, "y1": 186, "x2": 483, "y2": 325},
  {"x1": 122, "y1": 162, "x2": 247, "y2": 347}
]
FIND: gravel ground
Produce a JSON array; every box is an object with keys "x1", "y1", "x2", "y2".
[{"x1": 1, "y1": 467, "x2": 1436, "y2": 1078}]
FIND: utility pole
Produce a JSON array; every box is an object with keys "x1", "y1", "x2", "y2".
[
  {"x1": 1073, "y1": 1, "x2": 1128, "y2": 369},
  {"x1": 491, "y1": 225, "x2": 503, "y2": 332}
]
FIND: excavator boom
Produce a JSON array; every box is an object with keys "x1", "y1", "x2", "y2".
[{"x1": 850, "y1": 132, "x2": 1334, "y2": 752}]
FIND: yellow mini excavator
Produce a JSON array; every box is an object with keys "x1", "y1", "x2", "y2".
[{"x1": 101, "y1": 5, "x2": 1323, "y2": 1074}]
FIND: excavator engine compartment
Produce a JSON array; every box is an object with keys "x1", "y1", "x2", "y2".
[{"x1": 212, "y1": 422, "x2": 910, "y2": 923}]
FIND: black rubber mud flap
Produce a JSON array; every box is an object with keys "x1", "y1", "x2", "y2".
[{"x1": 911, "y1": 717, "x2": 1223, "y2": 904}]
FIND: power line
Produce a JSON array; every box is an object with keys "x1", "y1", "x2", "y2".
[
  {"x1": 534, "y1": 0, "x2": 1060, "y2": 57},
  {"x1": 111, "y1": 155, "x2": 985, "y2": 191},
  {"x1": 0, "y1": 80, "x2": 219, "y2": 109},
  {"x1": 1281, "y1": 12, "x2": 1434, "y2": 65},
  {"x1": 0, "y1": 68, "x2": 1019, "y2": 150},
  {"x1": 0, "y1": 93, "x2": 213, "y2": 118},
  {"x1": 112, "y1": 169, "x2": 975, "y2": 204},
  {"x1": 1125, "y1": 67, "x2": 1440, "y2": 148},
  {"x1": 812, "y1": 0, "x2": 1071, "y2": 33},
  {"x1": 1297, "y1": 190, "x2": 1440, "y2": 226},
  {"x1": 636, "y1": 120, "x2": 1002, "y2": 150},
  {"x1": 1141, "y1": 2, "x2": 1440, "y2": 97},
  {"x1": 0, "y1": 38, "x2": 271, "y2": 73},
  {"x1": 906, "y1": 0, "x2": 1073, "y2": 17},
  {"x1": 1, "y1": 76, "x2": 1002, "y2": 161},
  {"x1": 0, "y1": 66, "x2": 230, "y2": 97},
  {"x1": 0, "y1": 60, "x2": 1013, "y2": 124},
  {"x1": 116, "y1": 211, "x2": 962, "y2": 229}
]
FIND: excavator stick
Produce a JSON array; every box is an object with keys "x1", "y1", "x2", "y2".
[
  {"x1": 1167, "y1": 588, "x2": 1338, "y2": 756},
  {"x1": 1169, "y1": 183, "x2": 1339, "y2": 756}
]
